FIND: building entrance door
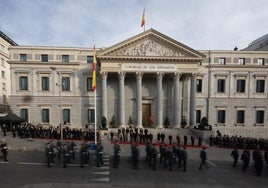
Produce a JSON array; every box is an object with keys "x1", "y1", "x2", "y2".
[{"x1": 142, "y1": 104, "x2": 151, "y2": 127}]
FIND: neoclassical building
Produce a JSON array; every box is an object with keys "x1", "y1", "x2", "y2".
[{"x1": 4, "y1": 29, "x2": 268, "y2": 138}]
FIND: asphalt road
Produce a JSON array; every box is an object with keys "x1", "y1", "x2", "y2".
[{"x1": 0, "y1": 150, "x2": 267, "y2": 188}]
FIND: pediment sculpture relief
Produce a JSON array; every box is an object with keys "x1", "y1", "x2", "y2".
[{"x1": 117, "y1": 40, "x2": 185, "y2": 57}]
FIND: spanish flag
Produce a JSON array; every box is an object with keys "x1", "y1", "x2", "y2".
[
  {"x1": 141, "y1": 8, "x2": 145, "y2": 27},
  {"x1": 92, "y1": 45, "x2": 97, "y2": 91}
]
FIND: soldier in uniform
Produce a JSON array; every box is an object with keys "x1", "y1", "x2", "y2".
[
  {"x1": 45, "y1": 143, "x2": 53, "y2": 167},
  {"x1": 113, "y1": 140, "x2": 121, "y2": 168},
  {"x1": 264, "y1": 150, "x2": 268, "y2": 169},
  {"x1": 151, "y1": 144, "x2": 157, "y2": 171},
  {"x1": 254, "y1": 151, "x2": 264, "y2": 176},
  {"x1": 62, "y1": 144, "x2": 70, "y2": 168},
  {"x1": 145, "y1": 141, "x2": 152, "y2": 165},
  {"x1": 69, "y1": 140, "x2": 77, "y2": 159},
  {"x1": 0, "y1": 140, "x2": 8, "y2": 162},
  {"x1": 132, "y1": 144, "x2": 140, "y2": 170},
  {"x1": 96, "y1": 140, "x2": 104, "y2": 167},
  {"x1": 181, "y1": 147, "x2": 188, "y2": 172},
  {"x1": 241, "y1": 149, "x2": 251, "y2": 171},
  {"x1": 56, "y1": 139, "x2": 62, "y2": 159},
  {"x1": 231, "y1": 147, "x2": 239, "y2": 167},
  {"x1": 199, "y1": 147, "x2": 208, "y2": 170},
  {"x1": 80, "y1": 142, "x2": 89, "y2": 168}
]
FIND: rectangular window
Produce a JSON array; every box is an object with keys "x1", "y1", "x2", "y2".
[
  {"x1": 2, "y1": 83, "x2": 6, "y2": 90},
  {"x1": 42, "y1": 109, "x2": 50, "y2": 123},
  {"x1": 218, "y1": 58, "x2": 226, "y2": 65},
  {"x1": 88, "y1": 109, "x2": 95, "y2": 123},
  {"x1": 238, "y1": 58, "x2": 245, "y2": 65},
  {"x1": 256, "y1": 80, "x2": 265, "y2": 93},
  {"x1": 63, "y1": 109, "x2": 70, "y2": 123},
  {"x1": 62, "y1": 55, "x2": 69, "y2": 62},
  {"x1": 217, "y1": 110, "x2": 226, "y2": 123},
  {"x1": 217, "y1": 79, "x2": 225, "y2": 93},
  {"x1": 62, "y1": 77, "x2": 70, "y2": 91},
  {"x1": 1, "y1": 58, "x2": 4, "y2": 66},
  {"x1": 41, "y1": 54, "x2": 48, "y2": 62},
  {"x1": 20, "y1": 108, "x2": 28, "y2": 122},
  {"x1": 20, "y1": 54, "x2": 27, "y2": 61},
  {"x1": 2, "y1": 71, "x2": 5, "y2": 78},
  {"x1": 196, "y1": 79, "x2": 202, "y2": 93},
  {"x1": 0, "y1": 44, "x2": 5, "y2": 52},
  {"x1": 3, "y1": 95, "x2": 7, "y2": 103},
  {"x1": 87, "y1": 78, "x2": 93, "y2": 91},
  {"x1": 257, "y1": 58, "x2": 264, "y2": 65},
  {"x1": 42, "y1": 77, "x2": 49, "y2": 91},
  {"x1": 196, "y1": 110, "x2": 201, "y2": 124},
  {"x1": 236, "y1": 79, "x2": 245, "y2": 92},
  {"x1": 19, "y1": 76, "x2": 28, "y2": 90},
  {"x1": 256, "y1": 110, "x2": 264, "y2": 124},
  {"x1": 237, "y1": 110, "x2": 245, "y2": 124},
  {"x1": 87, "y1": 56, "x2": 93, "y2": 63}
]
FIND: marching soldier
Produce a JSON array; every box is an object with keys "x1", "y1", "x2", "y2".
[
  {"x1": 241, "y1": 149, "x2": 251, "y2": 171},
  {"x1": 45, "y1": 143, "x2": 53, "y2": 167},
  {"x1": 62, "y1": 144, "x2": 70, "y2": 168},
  {"x1": 199, "y1": 147, "x2": 208, "y2": 170},
  {"x1": 231, "y1": 147, "x2": 239, "y2": 167},
  {"x1": 96, "y1": 140, "x2": 104, "y2": 167},
  {"x1": 0, "y1": 140, "x2": 8, "y2": 162},
  {"x1": 132, "y1": 144, "x2": 140, "y2": 170},
  {"x1": 80, "y1": 142, "x2": 89, "y2": 168},
  {"x1": 151, "y1": 144, "x2": 157, "y2": 171},
  {"x1": 113, "y1": 140, "x2": 121, "y2": 168},
  {"x1": 181, "y1": 147, "x2": 188, "y2": 172}
]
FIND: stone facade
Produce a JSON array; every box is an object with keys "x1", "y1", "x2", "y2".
[{"x1": 3, "y1": 29, "x2": 268, "y2": 138}]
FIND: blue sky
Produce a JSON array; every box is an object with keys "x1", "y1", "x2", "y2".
[{"x1": 1, "y1": 0, "x2": 267, "y2": 50}]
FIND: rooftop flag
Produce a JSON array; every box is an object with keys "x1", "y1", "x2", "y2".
[
  {"x1": 141, "y1": 8, "x2": 145, "y2": 27},
  {"x1": 92, "y1": 45, "x2": 97, "y2": 91}
]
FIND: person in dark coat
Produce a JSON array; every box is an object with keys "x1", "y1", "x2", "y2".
[
  {"x1": 184, "y1": 135, "x2": 188, "y2": 146},
  {"x1": 181, "y1": 147, "x2": 188, "y2": 172},
  {"x1": 132, "y1": 144, "x2": 140, "y2": 170},
  {"x1": 199, "y1": 147, "x2": 208, "y2": 170},
  {"x1": 113, "y1": 140, "x2": 121, "y2": 168},
  {"x1": 191, "y1": 136, "x2": 195, "y2": 146},
  {"x1": 241, "y1": 149, "x2": 251, "y2": 171},
  {"x1": 231, "y1": 147, "x2": 239, "y2": 167},
  {"x1": 1, "y1": 140, "x2": 8, "y2": 162},
  {"x1": 80, "y1": 142, "x2": 89, "y2": 168}
]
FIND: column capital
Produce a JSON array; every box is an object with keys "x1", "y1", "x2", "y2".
[
  {"x1": 136, "y1": 72, "x2": 143, "y2": 79},
  {"x1": 157, "y1": 72, "x2": 164, "y2": 79},
  {"x1": 118, "y1": 72, "x2": 126, "y2": 79},
  {"x1": 100, "y1": 71, "x2": 108, "y2": 79}
]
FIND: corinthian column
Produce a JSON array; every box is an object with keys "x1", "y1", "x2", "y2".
[
  {"x1": 101, "y1": 71, "x2": 108, "y2": 123},
  {"x1": 156, "y1": 72, "x2": 164, "y2": 128},
  {"x1": 118, "y1": 72, "x2": 126, "y2": 128},
  {"x1": 136, "y1": 72, "x2": 143, "y2": 128},
  {"x1": 173, "y1": 73, "x2": 181, "y2": 128},
  {"x1": 189, "y1": 73, "x2": 197, "y2": 127}
]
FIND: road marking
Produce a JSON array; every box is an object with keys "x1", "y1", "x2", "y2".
[
  {"x1": 89, "y1": 178, "x2": 109, "y2": 182},
  {"x1": 94, "y1": 166, "x2": 109, "y2": 169},
  {"x1": 92, "y1": 171, "x2": 109, "y2": 175},
  {"x1": 0, "y1": 161, "x2": 9, "y2": 164},
  {"x1": 207, "y1": 160, "x2": 217, "y2": 167},
  {"x1": 18, "y1": 162, "x2": 46, "y2": 166}
]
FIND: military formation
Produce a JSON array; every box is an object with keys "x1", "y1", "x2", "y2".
[
  {"x1": 1, "y1": 125, "x2": 268, "y2": 177},
  {"x1": 209, "y1": 131, "x2": 268, "y2": 150},
  {"x1": 6, "y1": 124, "x2": 100, "y2": 141}
]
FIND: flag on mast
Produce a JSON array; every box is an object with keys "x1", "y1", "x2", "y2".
[
  {"x1": 141, "y1": 8, "x2": 145, "y2": 27},
  {"x1": 92, "y1": 45, "x2": 97, "y2": 91}
]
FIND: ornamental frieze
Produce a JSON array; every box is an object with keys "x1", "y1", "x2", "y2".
[{"x1": 117, "y1": 40, "x2": 185, "y2": 57}]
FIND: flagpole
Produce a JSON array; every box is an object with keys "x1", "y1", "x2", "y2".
[{"x1": 94, "y1": 88, "x2": 97, "y2": 144}]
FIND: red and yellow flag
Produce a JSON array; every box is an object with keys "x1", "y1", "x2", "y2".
[
  {"x1": 92, "y1": 45, "x2": 97, "y2": 91},
  {"x1": 141, "y1": 8, "x2": 145, "y2": 27}
]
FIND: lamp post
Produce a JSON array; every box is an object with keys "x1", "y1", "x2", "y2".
[{"x1": 50, "y1": 67, "x2": 63, "y2": 143}]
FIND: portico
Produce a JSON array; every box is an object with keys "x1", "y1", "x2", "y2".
[{"x1": 98, "y1": 29, "x2": 205, "y2": 129}]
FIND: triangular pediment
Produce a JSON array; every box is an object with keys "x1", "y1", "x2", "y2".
[{"x1": 99, "y1": 29, "x2": 205, "y2": 60}]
